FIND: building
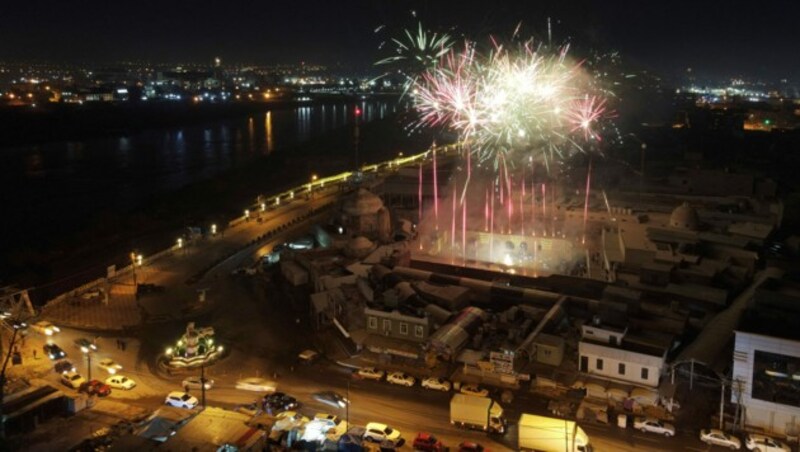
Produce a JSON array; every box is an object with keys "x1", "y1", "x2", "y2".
[
  {"x1": 365, "y1": 307, "x2": 431, "y2": 342},
  {"x1": 731, "y1": 278, "x2": 800, "y2": 437},
  {"x1": 578, "y1": 317, "x2": 669, "y2": 388}
]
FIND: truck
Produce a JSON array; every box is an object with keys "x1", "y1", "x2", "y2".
[
  {"x1": 450, "y1": 394, "x2": 506, "y2": 434},
  {"x1": 518, "y1": 414, "x2": 591, "y2": 452}
]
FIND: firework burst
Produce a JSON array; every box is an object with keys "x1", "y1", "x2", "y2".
[{"x1": 410, "y1": 36, "x2": 610, "y2": 170}]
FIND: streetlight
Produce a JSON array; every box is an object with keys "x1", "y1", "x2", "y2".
[
  {"x1": 177, "y1": 238, "x2": 183, "y2": 249},
  {"x1": 136, "y1": 254, "x2": 143, "y2": 266},
  {"x1": 0, "y1": 320, "x2": 27, "y2": 439},
  {"x1": 260, "y1": 203, "x2": 266, "y2": 212},
  {"x1": 244, "y1": 209, "x2": 250, "y2": 219},
  {"x1": 211, "y1": 224, "x2": 217, "y2": 235},
  {"x1": 81, "y1": 347, "x2": 93, "y2": 381},
  {"x1": 130, "y1": 252, "x2": 138, "y2": 289}
]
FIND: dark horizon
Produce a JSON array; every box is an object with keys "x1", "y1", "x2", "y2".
[{"x1": 1, "y1": 1, "x2": 799, "y2": 82}]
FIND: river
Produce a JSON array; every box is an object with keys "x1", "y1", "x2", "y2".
[{"x1": 0, "y1": 99, "x2": 418, "y2": 291}]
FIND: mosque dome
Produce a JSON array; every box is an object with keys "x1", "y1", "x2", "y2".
[
  {"x1": 343, "y1": 188, "x2": 384, "y2": 217},
  {"x1": 669, "y1": 202, "x2": 700, "y2": 230}
]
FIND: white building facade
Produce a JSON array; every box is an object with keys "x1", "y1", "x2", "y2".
[{"x1": 731, "y1": 330, "x2": 800, "y2": 437}]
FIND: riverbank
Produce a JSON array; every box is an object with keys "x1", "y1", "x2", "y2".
[{"x1": 10, "y1": 113, "x2": 436, "y2": 304}]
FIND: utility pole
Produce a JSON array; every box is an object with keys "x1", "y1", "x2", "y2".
[
  {"x1": 719, "y1": 380, "x2": 726, "y2": 430},
  {"x1": 346, "y1": 378, "x2": 350, "y2": 428},
  {"x1": 200, "y1": 363, "x2": 206, "y2": 409}
]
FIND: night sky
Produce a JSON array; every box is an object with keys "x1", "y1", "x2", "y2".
[{"x1": 1, "y1": 0, "x2": 798, "y2": 80}]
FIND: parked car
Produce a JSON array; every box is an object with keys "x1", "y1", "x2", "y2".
[
  {"x1": 312, "y1": 391, "x2": 349, "y2": 408},
  {"x1": 31, "y1": 321, "x2": 60, "y2": 336},
  {"x1": 458, "y1": 442, "x2": 487, "y2": 452},
  {"x1": 44, "y1": 343, "x2": 66, "y2": 360},
  {"x1": 421, "y1": 377, "x2": 451, "y2": 392},
  {"x1": 386, "y1": 371, "x2": 415, "y2": 387},
  {"x1": 74, "y1": 338, "x2": 98, "y2": 353},
  {"x1": 60, "y1": 371, "x2": 86, "y2": 389},
  {"x1": 355, "y1": 367, "x2": 384, "y2": 381},
  {"x1": 263, "y1": 392, "x2": 299, "y2": 412},
  {"x1": 105, "y1": 375, "x2": 136, "y2": 390},
  {"x1": 182, "y1": 376, "x2": 214, "y2": 391},
  {"x1": 744, "y1": 433, "x2": 790, "y2": 452},
  {"x1": 313, "y1": 413, "x2": 348, "y2": 437},
  {"x1": 633, "y1": 417, "x2": 675, "y2": 437},
  {"x1": 460, "y1": 384, "x2": 489, "y2": 397},
  {"x1": 235, "y1": 377, "x2": 277, "y2": 393},
  {"x1": 164, "y1": 391, "x2": 198, "y2": 409},
  {"x1": 80, "y1": 380, "x2": 112, "y2": 397},
  {"x1": 54, "y1": 360, "x2": 76, "y2": 373},
  {"x1": 97, "y1": 358, "x2": 122, "y2": 374},
  {"x1": 700, "y1": 429, "x2": 741, "y2": 449},
  {"x1": 363, "y1": 422, "x2": 402, "y2": 444},
  {"x1": 413, "y1": 432, "x2": 444, "y2": 451}
]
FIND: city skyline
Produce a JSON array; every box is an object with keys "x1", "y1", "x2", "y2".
[{"x1": 0, "y1": 0, "x2": 798, "y2": 80}]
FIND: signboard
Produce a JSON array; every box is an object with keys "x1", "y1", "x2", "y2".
[{"x1": 490, "y1": 350, "x2": 515, "y2": 374}]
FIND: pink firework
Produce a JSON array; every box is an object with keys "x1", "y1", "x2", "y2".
[{"x1": 567, "y1": 96, "x2": 608, "y2": 141}]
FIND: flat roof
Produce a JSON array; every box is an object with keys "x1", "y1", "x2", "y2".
[
  {"x1": 737, "y1": 307, "x2": 800, "y2": 342},
  {"x1": 165, "y1": 407, "x2": 264, "y2": 451}
]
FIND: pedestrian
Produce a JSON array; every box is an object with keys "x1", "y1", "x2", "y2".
[
  {"x1": 121, "y1": 341, "x2": 127, "y2": 351},
  {"x1": 116, "y1": 339, "x2": 121, "y2": 349},
  {"x1": 33, "y1": 349, "x2": 37, "y2": 360}
]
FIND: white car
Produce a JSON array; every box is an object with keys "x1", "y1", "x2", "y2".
[
  {"x1": 98, "y1": 358, "x2": 122, "y2": 374},
  {"x1": 31, "y1": 321, "x2": 60, "y2": 336},
  {"x1": 105, "y1": 375, "x2": 136, "y2": 390},
  {"x1": 460, "y1": 384, "x2": 489, "y2": 397},
  {"x1": 364, "y1": 422, "x2": 402, "y2": 444},
  {"x1": 700, "y1": 429, "x2": 740, "y2": 449},
  {"x1": 235, "y1": 377, "x2": 277, "y2": 393},
  {"x1": 60, "y1": 371, "x2": 86, "y2": 389},
  {"x1": 183, "y1": 376, "x2": 214, "y2": 390},
  {"x1": 745, "y1": 433, "x2": 790, "y2": 452},
  {"x1": 165, "y1": 391, "x2": 198, "y2": 409},
  {"x1": 386, "y1": 371, "x2": 415, "y2": 387},
  {"x1": 421, "y1": 376, "x2": 452, "y2": 391},
  {"x1": 355, "y1": 367, "x2": 384, "y2": 381},
  {"x1": 633, "y1": 417, "x2": 675, "y2": 437}
]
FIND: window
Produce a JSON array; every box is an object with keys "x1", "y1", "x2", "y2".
[
  {"x1": 399, "y1": 323, "x2": 409, "y2": 335},
  {"x1": 596, "y1": 359, "x2": 604, "y2": 370},
  {"x1": 414, "y1": 325, "x2": 424, "y2": 338},
  {"x1": 382, "y1": 319, "x2": 391, "y2": 332},
  {"x1": 618, "y1": 363, "x2": 626, "y2": 375},
  {"x1": 641, "y1": 368, "x2": 649, "y2": 380},
  {"x1": 368, "y1": 317, "x2": 377, "y2": 329}
]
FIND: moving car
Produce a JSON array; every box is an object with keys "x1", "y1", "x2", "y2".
[
  {"x1": 80, "y1": 380, "x2": 112, "y2": 397},
  {"x1": 744, "y1": 433, "x2": 790, "y2": 452},
  {"x1": 460, "y1": 384, "x2": 489, "y2": 397},
  {"x1": 54, "y1": 360, "x2": 76, "y2": 373},
  {"x1": 413, "y1": 432, "x2": 444, "y2": 451},
  {"x1": 355, "y1": 367, "x2": 384, "y2": 381},
  {"x1": 60, "y1": 371, "x2": 86, "y2": 389},
  {"x1": 164, "y1": 391, "x2": 199, "y2": 409},
  {"x1": 263, "y1": 392, "x2": 299, "y2": 412},
  {"x1": 235, "y1": 377, "x2": 277, "y2": 393},
  {"x1": 312, "y1": 391, "x2": 349, "y2": 408},
  {"x1": 105, "y1": 375, "x2": 136, "y2": 390},
  {"x1": 31, "y1": 321, "x2": 60, "y2": 336},
  {"x1": 297, "y1": 349, "x2": 320, "y2": 365},
  {"x1": 182, "y1": 376, "x2": 214, "y2": 390},
  {"x1": 421, "y1": 377, "x2": 451, "y2": 392},
  {"x1": 44, "y1": 343, "x2": 66, "y2": 360},
  {"x1": 700, "y1": 429, "x2": 741, "y2": 449},
  {"x1": 386, "y1": 371, "x2": 415, "y2": 387},
  {"x1": 363, "y1": 422, "x2": 402, "y2": 444},
  {"x1": 74, "y1": 338, "x2": 98, "y2": 353},
  {"x1": 97, "y1": 358, "x2": 122, "y2": 374},
  {"x1": 633, "y1": 417, "x2": 675, "y2": 437}
]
